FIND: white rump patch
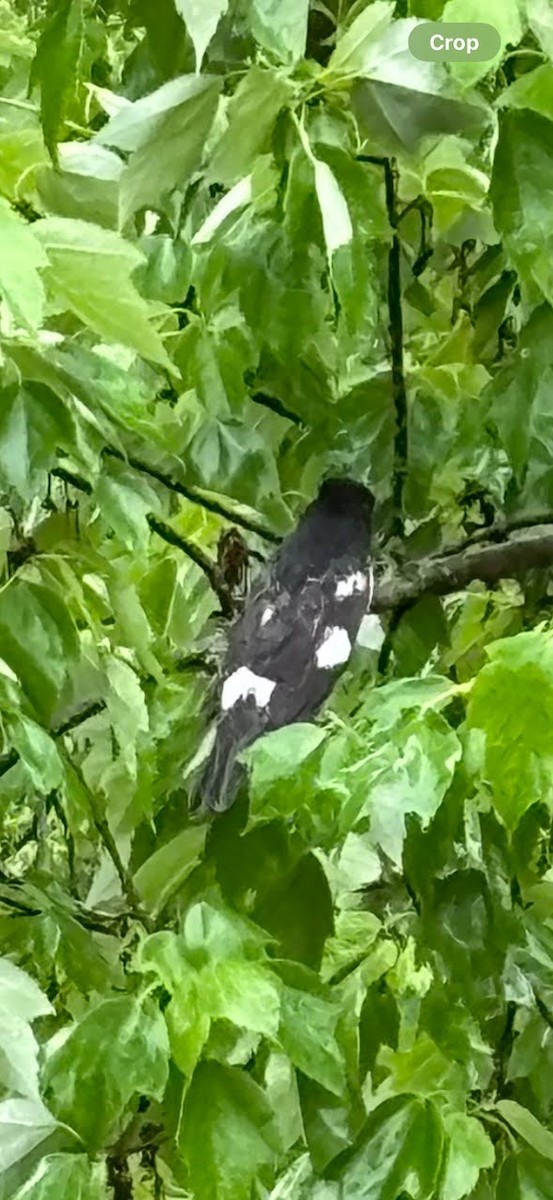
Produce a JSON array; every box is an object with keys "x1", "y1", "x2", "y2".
[
  {"x1": 315, "y1": 626, "x2": 352, "y2": 669},
  {"x1": 221, "y1": 666, "x2": 276, "y2": 711},
  {"x1": 335, "y1": 571, "x2": 368, "y2": 599},
  {"x1": 260, "y1": 606, "x2": 274, "y2": 627}
]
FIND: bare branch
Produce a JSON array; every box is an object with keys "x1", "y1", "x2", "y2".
[
  {"x1": 373, "y1": 524, "x2": 553, "y2": 611},
  {"x1": 358, "y1": 155, "x2": 408, "y2": 537}
]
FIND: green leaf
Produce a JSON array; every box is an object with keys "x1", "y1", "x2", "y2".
[
  {"x1": 528, "y1": 0, "x2": 553, "y2": 58},
  {"x1": 327, "y1": 1, "x2": 394, "y2": 77},
  {"x1": 490, "y1": 111, "x2": 553, "y2": 304},
  {"x1": 496, "y1": 1100, "x2": 553, "y2": 1161},
  {"x1": 352, "y1": 78, "x2": 487, "y2": 155},
  {"x1": 254, "y1": 851, "x2": 334, "y2": 970},
  {"x1": 246, "y1": 723, "x2": 326, "y2": 807},
  {"x1": 313, "y1": 160, "x2": 352, "y2": 257},
  {"x1": 0, "y1": 958, "x2": 53, "y2": 1102},
  {"x1": 498, "y1": 64, "x2": 553, "y2": 123},
  {"x1": 0, "y1": 1015, "x2": 41, "y2": 1099},
  {"x1": 0, "y1": 1099, "x2": 59, "y2": 1174},
  {"x1": 136, "y1": 232, "x2": 192, "y2": 303},
  {"x1": 134, "y1": 825, "x2": 207, "y2": 916},
  {"x1": 136, "y1": 931, "x2": 210, "y2": 1075},
  {"x1": 248, "y1": 0, "x2": 309, "y2": 63},
  {"x1": 0, "y1": 378, "x2": 78, "y2": 501},
  {"x1": 41, "y1": 996, "x2": 169, "y2": 1151},
  {"x1": 137, "y1": 908, "x2": 278, "y2": 1071},
  {"x1": 367, "y1": 711, "x2": 461, "y2": 865},
  {"x1": 278, "y1": 984, "x2": 346, "y2": 1096},
  {"x1": 321, "y1": 910, "x2": 381, "y2": 983},
  {"x1": 359, "y1": 675, "x2": 460, "y2": 731},
  {"x1": 442, "y1": 1112, "x2": 495, "y2": 1200},
  {"x1": 0, "y1": 581, "x2": 79, "y2": 721},
  {"x1": 105, "y1": 657, "x2": 148, "y2": 773},
  {"x1": 192, "y1": 175, "x2": 253, "y2": 246},
  {"x1": 467, "y1": 630, "x2": 553, "y2": 829},
  {"x1": 181, "y1": 900, "x2": 271, "y2": 964},
  {"x1": 0, "y1": 198, "x2": 46, "y2": 330},
  {"x1": 95, "y1": 75, "x2": 220, "y2": 220},
  {"x1": 326, "y1": 1097, "x2": 443, "y2": 1198},
  {"x1": 203, "y1": 958, "x2": 281, "y2": 1036},
  {"x1": 32, "y1": 217, "x2": 172, "y2": 368},
  {"x1": 500, "y1": 1148, "x2": 553, "y2": 1199},
  {"x1": 10, "y1": 1154, "x2": 106, "y2": 1200},
  {"x1": 357, "y1": 17, "x2": 446, "y2": 92},
  {"x1": 443, "y1": 0, "x2": 521, "y2": 87},
  {"x1": 184, "y1": 415, "x2": 280, "y2": 511},
  {"x1": 36, "y1": 142, "x2": 123, "y2": 228},
  {"x1": 29, "y1": 0, "x2": 83, "y2": 162},
  {"x1": 179, "y1": 1061, "x2": 279, "y2": 1200},
  {"x1": 7, "y1": 715, "x2": 64, "y2": 793},
  {"x1": 0, "y1": 957, "x2": 53, "y2": 1022},
  {"x1": 174, "y1": 0, "x2": 229, "y2": 72},
  {"x1": 208, "y1": 66, "x2": 293, "y2": 187},
  {"x1": 96, "y1": 473, "x2": 155, "y2": 551}
]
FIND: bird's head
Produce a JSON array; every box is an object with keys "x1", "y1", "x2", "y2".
[{"x1": 317, "y1": 477, "x2": 375, "y2": 524}]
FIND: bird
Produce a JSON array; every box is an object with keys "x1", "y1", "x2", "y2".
[{"x1": 199, "y1": 477, "x2": 375, "y2": 812}]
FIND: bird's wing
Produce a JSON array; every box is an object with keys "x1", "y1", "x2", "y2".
[{"x1": 223, "y1": 565, "x2": 371, "y2": 725}]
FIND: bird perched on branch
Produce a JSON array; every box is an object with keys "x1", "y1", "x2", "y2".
[{"x1": 200, "y1": 477, "x2": 375, "y2": 812}]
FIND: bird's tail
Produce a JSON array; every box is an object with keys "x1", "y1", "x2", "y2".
[{"x1": 199, "y1": 706, "x2": 263, "y2": 812}]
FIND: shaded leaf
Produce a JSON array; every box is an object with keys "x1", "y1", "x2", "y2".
[
  {"x1": 179, "y1": 1061, "x2": 280, "y2": 1200},
  {"x1": 29, "y1": 0, "x2": 83, "y2": 161}
]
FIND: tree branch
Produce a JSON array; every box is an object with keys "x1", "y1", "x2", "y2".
[
  {"x1": 51, "y1": 466, "x2": 93, "y2": 495},
  {"x1": 0, "y1": 700, "x2": 106, "y2": 779},
  {"x1": 373, "y1": 523, "x2": 553, "y2": 612},
  {"x1": 398, "y1": 194, "x2": 434, "y2": 277},
  {"x1": 103, "y1": 447, "x2": 279, "y2": 543},
  {"x1": 146, "y1": 514, "x2": 234, "y2": 618},
  {"x1": 358, "y1": 155, "x2": 408, "y2": 537},
  {"x1": 250, "y1": 390, "x2": 304, "y2": 426}
]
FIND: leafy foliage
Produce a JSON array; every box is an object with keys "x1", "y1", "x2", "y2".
[{"x1": 0, "y1": 0, "x2": 552, "y2": 1197}]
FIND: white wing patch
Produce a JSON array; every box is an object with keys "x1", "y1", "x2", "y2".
[
  {"x1": 315, "y1": 626, "x2": 351, "y2": 669},
  {"x1": 221, "y1": 666, "x2": 276, "y2": 711},
  {"x1": 260, "y1": 606, "x2": 274, "y2": 627},
  {"x1": 335, "y1": 571, "x2": 368, "y2": 599}
]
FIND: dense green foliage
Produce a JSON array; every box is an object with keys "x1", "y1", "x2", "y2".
[{"x1": 2, "y1": 0, "x2": 553, "y2": 1196}]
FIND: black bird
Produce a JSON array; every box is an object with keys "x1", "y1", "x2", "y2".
[{"x1": 200, "y1": 477, "x2": 375, "y2": 811}]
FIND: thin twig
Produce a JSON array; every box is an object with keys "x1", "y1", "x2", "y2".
[
  {"x1": 250, "y1": 391, "x2": 304, "y2": 426},
  {"x1": 146, "y1": 514, "x2": 234, "y2": 618},
  {"x1": 0, "y1": 700, "x2": 107, "y2": 779},
  {"x1": 103, "y1": 447, "x2": 279, "y2": 543},
  {"x1": 51, "y1": 466, "x2": 93, "y2": 495},
  {"x1": 398, "y1": 195, "x2": 434, "y2": 277},
  {"x1": 358, "y1": 155, "x2": 408, "y2": 536},
  {"x1": 66, "y1": 755, "x2": 151, "y2": 927}
]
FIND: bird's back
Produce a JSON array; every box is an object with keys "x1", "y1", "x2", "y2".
[{"x1": 199, "y1": 478, "x2": 374, "y2": 811}]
